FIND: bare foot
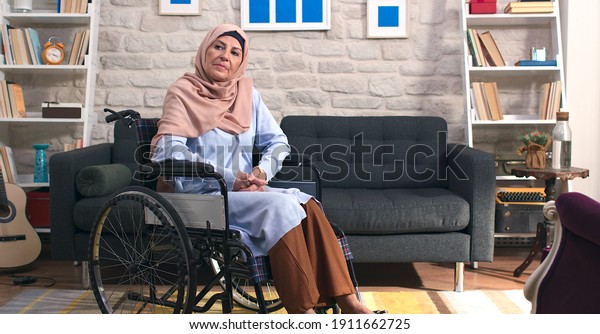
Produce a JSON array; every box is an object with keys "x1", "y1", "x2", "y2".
[
  {"x1": 299, "y1": 309, "x2": 317, "y2": 314},
  {"x1": 335, "y1": 294, "x2": 373, "y2": 314}
]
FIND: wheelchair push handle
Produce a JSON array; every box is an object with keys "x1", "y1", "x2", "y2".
[{"x1": 104, "y1": 108, "x2": 141, "y2": 126}]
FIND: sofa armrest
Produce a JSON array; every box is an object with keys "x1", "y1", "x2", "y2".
[
  {"x1": 49, "y1": 143, "x2": 114, "y2": 260},
  {"x1": 447, "y1": 143, "x2": 496, "y2": 262}
]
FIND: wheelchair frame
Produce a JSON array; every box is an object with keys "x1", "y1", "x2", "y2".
[{"x1": 87, "y1": 109, "x2": 360, "y2": 314}]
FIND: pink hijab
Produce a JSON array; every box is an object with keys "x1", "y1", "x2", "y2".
[{"x1": 151, "y1": 24, "x2": 252, "y2": 146}]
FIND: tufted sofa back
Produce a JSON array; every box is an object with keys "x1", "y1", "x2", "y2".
[{"x1": 280, "y1": 116, "x2": 450, "y2": 189}]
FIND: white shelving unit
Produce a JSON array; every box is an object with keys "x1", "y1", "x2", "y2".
[
  {"x1": 460, "y1": 1, "x2": 567, "y2": 240},
  {"x1": 0, "y1": 0, "x2": 99, "y2": 188}
]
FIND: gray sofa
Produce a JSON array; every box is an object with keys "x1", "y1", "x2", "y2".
[
  {"x1": 279, "y1": 116, "x2": 496, "y2": 291},
  {"x1": 50, "y1": 115, "x2": 495, "y2": 292}
]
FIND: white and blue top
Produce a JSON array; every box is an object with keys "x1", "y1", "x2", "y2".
[{"x1": 152, "y1": 88, "x2": 312, "y2": 256}]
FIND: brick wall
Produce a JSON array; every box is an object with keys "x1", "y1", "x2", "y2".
[{"x1": 90, "y1": 0, "x2": 467, "y2": 144}]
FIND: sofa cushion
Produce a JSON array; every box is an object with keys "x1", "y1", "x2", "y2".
[
  {"x1": 73, "y1": 196, "x2": 113, "y2": 232},
  {"x1": 322, "y1": 188, "x2": 470, "y2": 235},
  {"x1": 76, "y1": 164, "x2": 132, "y2": 198}
]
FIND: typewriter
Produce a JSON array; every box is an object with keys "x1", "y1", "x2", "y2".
[
  {"x1": 496, "y1": 187, "x2": 546, "y2": 205},
  {"x1": 495, "y1": 187, "x2": 546, "y2": 233}
]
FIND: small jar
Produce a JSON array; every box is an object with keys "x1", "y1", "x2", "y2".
[{"x1": 13, "y1": 0, "x2": 32, "y2": 13}]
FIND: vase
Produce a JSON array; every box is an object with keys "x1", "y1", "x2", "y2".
[
  {"x1": 525, "y1": 144, "x2": 546, "y2": 169},
  {"x1": 33, "y1": 143, "x2": 49, "y2": 182}
]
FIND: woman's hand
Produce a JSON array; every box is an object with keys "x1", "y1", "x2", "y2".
[{"x1": 233, "y1": 170, "x2": 267, "y2": 192}]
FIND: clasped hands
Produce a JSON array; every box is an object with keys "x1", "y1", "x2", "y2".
[{"x1": 233, "y1": 167, "x2": 267, "y2": 192}]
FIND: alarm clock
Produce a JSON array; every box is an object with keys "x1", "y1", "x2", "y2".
[{"x1": 42, "y1": 37, "x2": 65, "y2": 65}]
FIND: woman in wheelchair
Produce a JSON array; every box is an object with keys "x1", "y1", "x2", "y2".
[{"x1": 149, "y1": 24, "x2": 372, "y2": 314}]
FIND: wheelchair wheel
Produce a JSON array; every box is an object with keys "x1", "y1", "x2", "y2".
[
  {"x1": 88, "y1": 186, "x2": 196, "y2": 314},
  {"x1": 209, "y1": 254, "x2": 283, "y2": 312}
]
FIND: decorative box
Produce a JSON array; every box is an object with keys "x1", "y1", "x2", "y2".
[{"x1": 470, "y1": 0, "x2": 497, "y2": 14}]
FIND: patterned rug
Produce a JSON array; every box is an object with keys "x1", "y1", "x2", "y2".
[{"x1": 0, "y1": 288, "x2": 531, "y2": 314}]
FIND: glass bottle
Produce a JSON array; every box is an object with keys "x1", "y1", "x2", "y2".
[
  {"x1": 13, "y1": 0, "x2": 33, "y2": 13},
  {"x1": 551, "y1": 112, "x2": 572, "y2": 169}
]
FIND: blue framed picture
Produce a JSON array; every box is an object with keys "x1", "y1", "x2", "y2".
[
  {"x1": 367, "y1": 0, "x2": 409, "y2": 38},
  {"x1": 241, "y1": 0, "x2": 331, "y2": 31},
  {"x1": 159, "y1": 0, "x2": 202, "y2": 15}
]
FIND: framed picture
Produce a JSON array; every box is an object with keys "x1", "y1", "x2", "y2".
[
  {"x1": 159, "y1": 0, "x2": 202, "y2": 16},
  {"x1": 367, "y1": 0, "x2": 409, "y2": 38},
  {"x1": 241, "y1": 0, "x2": 331, "y2": 31}
]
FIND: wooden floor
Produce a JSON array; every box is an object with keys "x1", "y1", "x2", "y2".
[{"x1": 0, "y1": 240, "x2": 541, "y2": 307}]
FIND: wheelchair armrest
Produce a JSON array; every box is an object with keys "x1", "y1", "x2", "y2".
[{"x1": 140, "y1": 160, "x2": 219, "y2": 179}]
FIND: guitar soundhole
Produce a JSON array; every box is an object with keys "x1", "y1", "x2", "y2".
[{"x1": 0, "y1": 202, "x2": 16, "y2": 223}]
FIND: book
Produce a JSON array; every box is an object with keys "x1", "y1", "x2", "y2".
[
  {"x1": 24, "y1": 28, "x2": 44, "y2": 65},
  {"x1": 504, "y1": 2, "x2": 554, "y2": 14},
  {"x1": 1, "y1": 24, "x2": 14, "y2": 65},
  {"x1": 16, "y1": 29, "x2": 32, "y2": 65},
  {"x1": 3, "y1": 146, "x2": 19, "y2": 184},
  {"x1": 77, "y1": 29, "x2": 90, "y2": 65},
  {"x1": 538, "y1": 80, "x2": 561, "y2": 120},
  {"x1": 478, "y1": 31, "x2": 506, "y2": 66},
  {"x1": 1, "y1": 80, "x2": 13, "y2": 117},
  {"x1": 0, "y1": 148, "x2": 11, "y2": 183},
  {"x1": 466, "y1": 29, "x2": 482, "y2": 67},
  {"x1": 538, "y1": 82, "x2": 550, "y2": 120},
  {"x1": 0, "y1": 84, "x2": 6, "y2": 118},
  {"x1": 514, "y1": 59, "x2": 557, "y2": 66},
  {"x1": 68, "y1": 31, "x2": 83, "y2": 65},
  {"x1": 77, "y1": 0, "x2": 89, "y2": 14},
  {"x1": 483, "y1": 82, "x2": 504, "y2": 121},
  {"x1": 0, "y1": 146, "x2": 16, "y2": 183},
  {"x1": 8, "y1": 28, "x2": 24, "y2": 65},
  {"x1": 549, "y1": 80, "x2": 561, "y2": 120},
  {"x1": 467, "y1": 29, "x2": 487, "y2": 67},
  {"x1": 8, "y1": 83, "x2": 26, "y2": 118},
  {"x1": 471, "y1": 82, "x2": 490, "y2": 121}
]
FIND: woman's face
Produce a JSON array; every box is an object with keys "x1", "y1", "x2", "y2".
[{"x1": 203, "y1": 35, "x2": 243, "y2": 82}]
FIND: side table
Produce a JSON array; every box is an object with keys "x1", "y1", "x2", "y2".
[{"x1": 510, "y1": 166, "x2": 589, "y2": 277}]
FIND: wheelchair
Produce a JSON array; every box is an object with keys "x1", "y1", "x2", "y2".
[{"x1": 87, "y1": 109, "x2": 361, "y2": 314}]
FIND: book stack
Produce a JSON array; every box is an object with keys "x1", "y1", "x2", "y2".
[
  {"x1": 58, "y1": 0, "x2": 89, "y2": 13},
  {"x1": 63, "y1": 139, "x2": 84, "y2": 152},
  {"x1": 466, "y1": 29, "x2": 505, "y2": 67},
  {"x1": 0, "y1": 146, "x2": 19, "y2": 184},
  {"x1": 1, "y1": 25, "x2": 43, "y2": 66},
  {"x1": 538, "y1": 80, "x2": 561, "y2": 120},
  {"x1": 504, "y1": 1, "x2": 554, "y2": 14},
  {"x1": 67, "y1": 29, "x2": 90, "y2": 65},
  {"x1": 0, "y1": 80, "x2": 27, "y2": 119},
  {"x1": 471, "y1": 82, "x2": 504, "y2": 121}
]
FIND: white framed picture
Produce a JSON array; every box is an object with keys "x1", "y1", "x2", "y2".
[
  {"x1": 367, "y1": 0, "x2": 409, "y2": 38},
  {"x1": 159, "y1": 0, "x2": 202, "y2": 16},
  {"x1": 241, "y1": 0, "x2": 331, "y2": 31}
]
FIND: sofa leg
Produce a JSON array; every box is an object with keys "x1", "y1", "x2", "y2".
[
  {"x1": 454, "y1": 262, "x2": 464, "y2": 292},
  {"x1": 81, "y1": 261, "x2": 90, "y2": 290}
]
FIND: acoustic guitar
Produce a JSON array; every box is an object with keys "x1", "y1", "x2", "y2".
[{"x1": 0, "y1": 169, "x2": 42, "y2": 269}]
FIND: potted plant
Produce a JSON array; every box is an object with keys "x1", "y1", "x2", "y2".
[{"x1": 517, "y1": 131, "x2": 552, "y2": 169}]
